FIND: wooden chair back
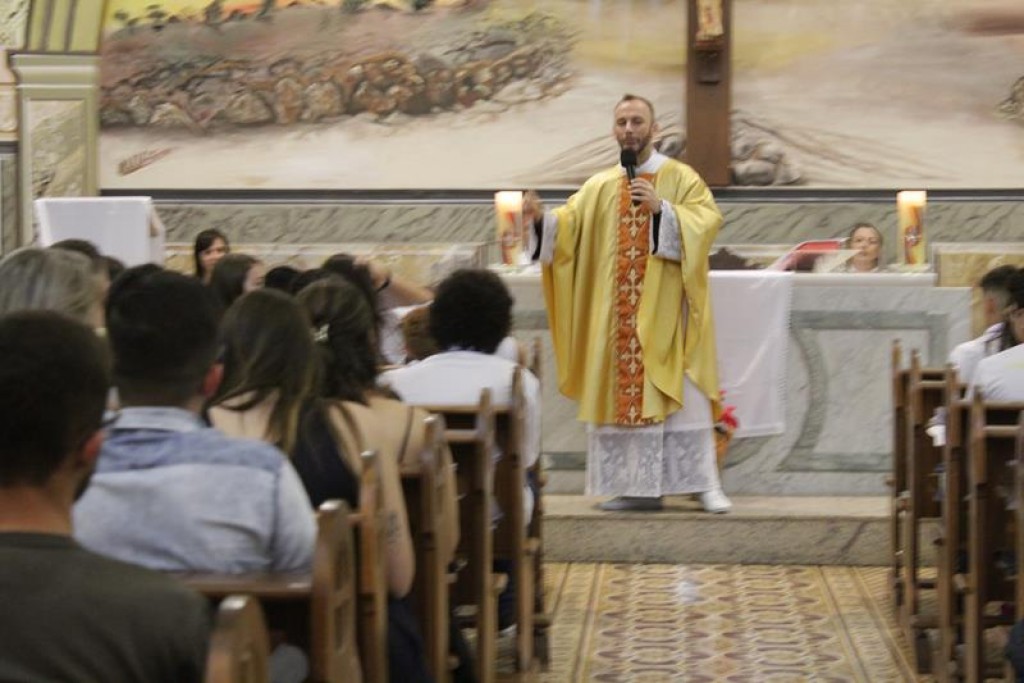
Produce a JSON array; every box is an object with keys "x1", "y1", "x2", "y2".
[
  {"x1": 205, "y1": 596, "x2": 271, "y2": 683},
  {"x1": 351, "y1": 450, "x2": 389, "y2": 683},
  {"x1": 890, "y1": 340, "x2": 908, "y2": 604},
  {"x1": 178, "y1": 500, "x2": 362, "y2": 683},
  {"x1": 418, "y1": 390, "x2": 497, "y2": 683},
  {"x1": 525, "y1": 337, "x2": 551, "y2": 667},
  {"x1": 400, "y1": 415, "x2": 451, "y2": 683},
  {"x1": 899, "y1": 349, "x2": 946, "y2": 648},
  {"x1": 311, "y1": 500, "x2": 362, "y2": 683},
  {"x1": 963, "y1": 393, "x2": 1023, "y2": 682}
]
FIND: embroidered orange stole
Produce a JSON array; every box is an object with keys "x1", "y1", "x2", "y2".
[{"x1": 614, "y1": 173, "x2": 655, "y2": 426}]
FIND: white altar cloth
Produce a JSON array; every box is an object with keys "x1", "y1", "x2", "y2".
[{"x1": 709, "y1": 271, "x2": 793, "y2": 437}]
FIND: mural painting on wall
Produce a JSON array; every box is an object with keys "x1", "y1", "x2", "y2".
[
  {"x1": 99, "y1": 0, "x2": 1024, "y2": 190},
  {"x1": 99, "y1": 0, "x2": 692, "y2": 189},
  {"x1": 731, "y1": 0, "x2": 1024, "y2": 188}
]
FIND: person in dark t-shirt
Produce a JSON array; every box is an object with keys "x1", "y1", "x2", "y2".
[{"x1": 0, "y1": 311, "x2": 209, "y2": 682}]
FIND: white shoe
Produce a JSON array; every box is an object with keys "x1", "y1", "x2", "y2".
[{"x1": 700, "y1": 488, "x2": 732, "y2": 514}]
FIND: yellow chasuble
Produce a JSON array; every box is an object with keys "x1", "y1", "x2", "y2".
[{"x1": 542, "y1": 158, "x2": 723, "y2": 426}]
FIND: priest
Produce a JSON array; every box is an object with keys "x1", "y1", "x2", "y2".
[{"x1": 525, "y1": 93, "x2": 730, "y2": 513}]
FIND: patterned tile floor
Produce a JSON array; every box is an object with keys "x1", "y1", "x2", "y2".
[{"x1": 534, "y1": 563, "x2": 926, "y2": 682}]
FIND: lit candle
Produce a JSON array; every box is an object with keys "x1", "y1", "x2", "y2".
[
  {"x1": 495, "y1": 191, "x2": 524, "y2": 266},
  {"x1": 897, "y1": 190, "x2": 927, "y2": 266}
]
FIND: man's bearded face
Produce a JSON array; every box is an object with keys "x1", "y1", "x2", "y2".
[{"x1": 613, "y1": 100, "x2": 655, "y2": 156}]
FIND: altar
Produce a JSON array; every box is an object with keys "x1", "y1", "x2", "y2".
[{"x1": 502, "y1": 270, "x2": 971, "y2": 497}]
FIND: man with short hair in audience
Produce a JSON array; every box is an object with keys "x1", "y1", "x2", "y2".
[
  {"x1": 0, "y1": 311, "x2": 209, "y2": 682},
  {"x1": 74, "y1": 266, "x2": 317, "y2": 574},
  {"x1": 974, "y1": 267, "x2": 1024, "y2": 401},
  {"x1": 949, "y1": 264, "x2": 1018, "y2": 386}
]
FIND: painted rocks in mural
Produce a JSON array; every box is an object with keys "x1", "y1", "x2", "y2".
[{"x1": 99, "y1": 2, "x2": 573, "y2": 133}]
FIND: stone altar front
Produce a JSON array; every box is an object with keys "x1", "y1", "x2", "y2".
[{"x1": 504, "y1": 271, "x2": 970, "y2": 497}]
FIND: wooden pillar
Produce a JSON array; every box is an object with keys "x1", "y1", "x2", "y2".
[{"x1": 685, "y1": 0, "x2": 732, "y2": 186}]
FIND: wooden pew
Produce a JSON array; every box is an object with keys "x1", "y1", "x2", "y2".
[
  {"x1": 205, "y1": 595, "x2": 270, "y2": 683},
  {"x1": 423, "y1": 390, "x2": 499, "y2": 683},
  {"x1": 421, "y1": 370, "x2": 542, "y2": 675},
  {"x1": 933, "y1": 393, "x2": 1019, "y2": 679},
  {"x1": 526, "y1": 336, "x2": 551, "y2": 668},
  {"x1": 401, "y1": 415, "x2": 452, "y2": 683},
  {"x1": 176, "y1": 494, "x2": 369, "y2": 683},
  {"x1": 935, "y1": 366, "x2": 968, "y2": 682},
  {"x1": 963, "y1": 393, "x2": 1022, "y2": 683},
  {"x1": 492, "y1": 368, "x2": 538, "y2": 674},
  {"x1": 891, "y1": 340, "x2": 909, "y2": 605},
  {"x1": 900, "y1": 349, "x2": 947, "y2": 666},
  {"x1": 350, "y1": 452, "x2": 389, "y2": 683}
]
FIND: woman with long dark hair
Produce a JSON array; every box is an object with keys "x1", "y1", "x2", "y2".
[
  {"x1": 193, "y1": 229, "x2": 230, "y2": 284},
  {"x1": 295, "y1": 278, "x2": 458, "y2": 683},
  {"x1": 207, "y1": 289, "x2": 317, "y2": 455}
]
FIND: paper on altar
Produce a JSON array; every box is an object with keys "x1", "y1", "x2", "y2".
[{"x1": 35, "y1": 197, "x2": 165, "y2": 267}]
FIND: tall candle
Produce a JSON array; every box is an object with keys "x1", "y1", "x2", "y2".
[
  {"x1": 897, "y1": 190, "x2": 927, "y2": 266},
  {"x1": 495, "y1": 191, "x2": 524, "y2": 266}
]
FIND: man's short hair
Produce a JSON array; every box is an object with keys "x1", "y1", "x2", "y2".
[
  {"x1": 430, "y1": 269, "x2": 513, "y2": 354},
  {"x1": 0, "y1": 311, "x2": 109, "y2": 486},
  {"x1": 979, "y1": 264, "x2": 1018, "y2": 309},
  {"x1": 0, "y1": 248, "x2": 101, "y2": 325},
  {"x1": 1007, "y1": 267, "x2": 1024, "y2": 310},
  {"x1": 106, "y1": 265, "x2": 219, "y2": 404},
  {"x1": 617, "y1": 93, "x2": 656, "y2": 121}
]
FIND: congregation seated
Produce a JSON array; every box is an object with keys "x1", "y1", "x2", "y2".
[
  {"x1": 949, "y1": 264, "x2": 1017, "y2": 386},
  {"x1": 0, "y1": 311, "x2": 209, "y2": 682},
  {"x1": 973, "y1": 267, "x2": 1024, "y2": 401},
  {"x1": 294, "y1": 278, "x2": 441, "y2": 683},
  {"x1": 73, "y1": 266, "x2": 317, "y2": 574}
]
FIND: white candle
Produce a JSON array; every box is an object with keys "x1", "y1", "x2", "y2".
[
  {"x1": 495, "y1": 191, "x2": 524, "y2": 266},
  {"x1": 896, "y1": 190, "x2": 927, "y2": 265}
]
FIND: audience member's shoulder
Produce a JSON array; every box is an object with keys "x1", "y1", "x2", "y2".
[
  {"x1": 72, "y1": 540, "x2": 206, "y2": 611},
  {"x1": 187, "y1": 427, "x2": 292, "y2": 473}
]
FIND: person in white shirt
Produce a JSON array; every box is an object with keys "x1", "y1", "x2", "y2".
[
  {"x1": 973, "y1": 268, "x2": 1024, "y2": 401},
  {"x1": 381, "y1": 268, "x2": 541, "y2": 490},
  {"x1": 381, "y1": 268, "x2": 539, "y2": 634},
  {"x1": 949, "y1": 265, "x2": 1017, "y2": 386}
]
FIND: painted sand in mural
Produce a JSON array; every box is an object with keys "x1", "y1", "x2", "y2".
[{"x1": 98, "y1": 0, "x2": 1024, "y2": 189}]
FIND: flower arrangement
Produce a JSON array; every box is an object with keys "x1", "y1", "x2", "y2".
[{"x1": 714, "y1": 392, "x2": 739, "y2": 468}]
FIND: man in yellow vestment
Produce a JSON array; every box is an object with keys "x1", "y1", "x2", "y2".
[{"x1": 525, "y1": 94, "x2": 730, "y2": 513}]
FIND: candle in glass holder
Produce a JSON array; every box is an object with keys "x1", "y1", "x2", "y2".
[
  {"x1": 897, "y1": 190, "x2": 927, "y2": 265},
  {"x1": 495, "y1": 191, "x2": 524, "y2": 266}
]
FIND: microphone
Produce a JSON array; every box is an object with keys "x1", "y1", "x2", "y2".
[{"x1": 620, "y1": 149, "x2": 640, "y2": 205}]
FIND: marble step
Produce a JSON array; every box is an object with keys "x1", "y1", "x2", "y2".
[{"x1": 541, "y1": 495, "x2": 890, "y2": 566}]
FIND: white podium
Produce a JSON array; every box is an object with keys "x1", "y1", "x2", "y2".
[{"x1": 34, "y1": 197, "x2": 165, "y2": 266}]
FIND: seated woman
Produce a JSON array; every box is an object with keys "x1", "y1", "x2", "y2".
[
  {"x1": 207, "y1": 289, "x2": 317, "y2": 455},
  {"x1": 841, "y1": 223, "x2": 885, "y2": 273},
  {"x1": 321, "y1": 253, "x2": 432, "y2": 365},
  {"x1": 295, "y1": 279, "x2": 459, "y2": 683},
  {"x1": 193, "y1": 228, "x2": 230, "y2": 285},
  {"x1": 209, "y1": 253, "x2": 265, "y2": 312}
]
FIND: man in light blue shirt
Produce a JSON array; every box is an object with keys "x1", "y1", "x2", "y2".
[{"x1": 75, "y1": 266, "x2": 316, "y2": 574}]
